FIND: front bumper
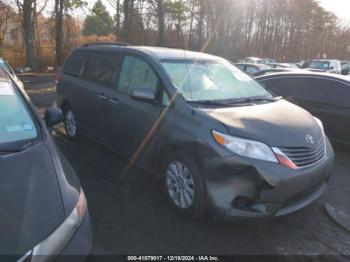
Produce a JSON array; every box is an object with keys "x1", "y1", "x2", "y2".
[{"x1": 202, "y1": 138, "x2": 335, "y2": 220}]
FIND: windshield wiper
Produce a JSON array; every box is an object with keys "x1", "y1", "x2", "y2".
[
  {"x1": 0, "y1": 149, "x2": 22, "y2": 154},
  {"x1": 0, "y1": 140, "x2": 36, "y2": 154},
  {"x1": 228, "y1": 96, "x2": 281, "y2": 104},
  {"x1": 190, "y1": 96, "x2": 282, "y2": 106},
  {"x1": 189, "y1": 100, "x2": 234, "y2": 106}
]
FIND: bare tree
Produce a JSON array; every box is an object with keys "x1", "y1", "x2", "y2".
[
  {"x1": 15, "y1": 0, "x2": 38, "y2": 69},
  {"x1": 54, "y1": 0, "x2": 64, "y2": 67}
]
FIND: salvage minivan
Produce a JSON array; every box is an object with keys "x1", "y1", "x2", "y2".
[{"x1": 57, "y1": 44, "x2": 335, "y2": 220}]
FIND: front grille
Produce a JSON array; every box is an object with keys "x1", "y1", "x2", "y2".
[{"x1": 279, "y1": 137, "x2": 325, "y2": 168}]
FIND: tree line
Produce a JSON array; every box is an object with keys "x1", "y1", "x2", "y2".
[
  {"x1": 2, "y1": 0, "x2": 350, "y2": 70},
  {"x1": 86, "y1": 0, "x2": 350, "y2": 61}
]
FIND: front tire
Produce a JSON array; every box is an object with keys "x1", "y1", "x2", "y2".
[
  {"x1": 162, "y1": 151, "x2": 206, "y2": 219},
  {"x1": 63, "y1": 105, "x2": 79, "y2": 141}
]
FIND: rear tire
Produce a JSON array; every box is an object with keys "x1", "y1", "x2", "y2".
[
  {"x1": 161, "y1": 151, "x2": 206, "y2": 219},
  {"x1": 62, "y1": 105, "x2": 79, "y2": 141}
]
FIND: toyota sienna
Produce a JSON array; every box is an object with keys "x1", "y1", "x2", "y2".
[{"x1": 57, "y1": 44, "x2": 335, "y2": 220}]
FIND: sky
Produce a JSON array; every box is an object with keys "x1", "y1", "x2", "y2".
[
  {"x1": 318, "y1": 0, "x2": 350, "y2": 22},
  {"x1": 93, "y1": 0, "x2": 350, "y2": 23}
]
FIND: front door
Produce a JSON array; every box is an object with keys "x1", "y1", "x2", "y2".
[{"x1": 104, "y1": 55, "x2": 164, "y2": 167}]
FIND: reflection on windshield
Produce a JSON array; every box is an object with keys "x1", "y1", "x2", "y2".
[
  {"x1": 161, "y1": 59, "x2": 271, "y2": 102},
  {"x1": 0, "y1": 80, "x2": 38, "y2": 149}
]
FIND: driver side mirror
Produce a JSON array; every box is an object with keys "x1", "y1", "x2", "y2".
[
  {"x1": 131, "y1": 87, "x2": 157, "y2": 103},
  {"x1": 45, "y1": 107, "x2": 64, "y2": 127}
]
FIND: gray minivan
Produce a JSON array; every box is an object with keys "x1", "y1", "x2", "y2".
[{"x1": 57, "y1": 44, "x2": 335, "y2": 220}]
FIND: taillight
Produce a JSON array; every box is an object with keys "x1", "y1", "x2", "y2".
[{"x1": 54, "y1": 72, "x2": 60, "y2": 84}]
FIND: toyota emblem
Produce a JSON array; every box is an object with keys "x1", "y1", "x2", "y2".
[{"x1": 306, "y1": 134, "x2": 315, "y2": 145}]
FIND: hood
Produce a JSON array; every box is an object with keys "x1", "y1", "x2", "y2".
[
  {"x1": 0, "y1": 142, "x2": 64, "y2": 255},
  {"x1": 197, "y1": 99, "x2": 323, "y2": 148}
]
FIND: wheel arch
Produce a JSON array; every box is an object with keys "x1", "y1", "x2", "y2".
[{"x1": 154, "y1": 142, "x2": 203, "y2": 179}]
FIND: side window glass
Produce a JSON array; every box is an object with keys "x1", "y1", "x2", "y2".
[
  {"x1": 263, "y1": 77, "x2": 320, "y2": 100},
  {"x1": 311, "y1": 78, "x2": 350, "y2": 106},
  {"x1": 118, "y1": 56, "x2": 158, "y2": 95},
  {"x1": 246, "y1": 66, "x2": 257, "y2": 74},
  {"x1": 84, "y1": 53, "x2": 121, "y2": 87},
  {"x1": 236, "y1": 65, "x2": 244, "y2": 71},
  {"x1": 63, "y1": 51, "x2": 89, "y2": 77}
]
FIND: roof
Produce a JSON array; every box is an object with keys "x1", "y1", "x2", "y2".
[
  {"x1": 255, "y1": 70, "x2": 350, "y2": 81},
  {"x1": 235, "y1": 62, "x2": 270, "y2": 69},
  {"x1": 311, "y1": 59, "x2": 339, "y2": 62},
  {"x1": 80, "y1": 44, "x2": 221, "y2": 61}
]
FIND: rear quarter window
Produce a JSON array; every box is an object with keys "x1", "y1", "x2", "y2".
[{"x1": 63, "y1": 50, "x2": 89, "y2": 77}]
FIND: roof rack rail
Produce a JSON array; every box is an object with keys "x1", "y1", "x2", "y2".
[{"x1": 81, "y1": 42, "x2": 130, "y2": 48}]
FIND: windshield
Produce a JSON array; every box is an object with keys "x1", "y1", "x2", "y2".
[
  {"x1": 161, "y1": 59, "x2": 272, "y2": 102},
  {"x1": 309, "y1": 61, "x2": 330, "y2": 70},
  {"x1": 0, "y1": 78, "x2": 38, "y2": 151}
]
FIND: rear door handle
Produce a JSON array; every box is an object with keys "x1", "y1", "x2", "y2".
[
  {"x1": 108, "y1": 97, "x2": 119, "y2": 106},
  {"x1": 97, "y1": 93, "x2": 107, "y2": 101}
]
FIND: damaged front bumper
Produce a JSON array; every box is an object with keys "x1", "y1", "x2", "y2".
[{"x1": 202, "y1": 138, "x2": 335, "y2": 220}]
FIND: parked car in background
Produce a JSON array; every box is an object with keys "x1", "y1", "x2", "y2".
[
  {"x1": 270, "y1": 63, "x2": 299, "y2": 69},
  {"x1": 0, "y1": 67, "x2": 92, "y2": 258},
  {"x1": 57, "y1": 44, "x2": 334, "y2": 220},
  {"x1": 235, "y1": 63, "x2": 270, "y2": 75},
  {"x1": 306, "y1": 59, "x2": 342, "y2": 74},
  {"x1": 242, "y1": 57, "x2": 276, "y2": 65},
  {"x1": 256, "y1": 71, "x2": 350, "y2": 144},
  {"x1": 252, "y1": 67, "x2": 299, "y2": 77},
  {"x1": 0, "y1": 57, "x2": 24, "y2": 89},
  {"x1": 341, "y1": 61, "x2": 350, "y2": 75}
]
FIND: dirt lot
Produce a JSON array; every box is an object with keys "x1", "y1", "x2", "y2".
[{"x1": 24, "y1": 76, "x2": 350, "y2": 257}]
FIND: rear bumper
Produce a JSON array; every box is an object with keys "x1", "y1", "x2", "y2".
[{"x1": 202, "y1": 138, "x2": 335, "y2": 220}]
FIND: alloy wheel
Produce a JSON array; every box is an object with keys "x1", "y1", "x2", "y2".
[{"x1": 165, "y1": 161, "x2": 195, "y2": 209}]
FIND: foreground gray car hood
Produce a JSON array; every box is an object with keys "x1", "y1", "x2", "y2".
[
  {"x1": 0, "y1": 142, "x2": 64, "y2": 255},
  {"x1": 198, "y1": 99, "x2": 323, "y2": 148}
]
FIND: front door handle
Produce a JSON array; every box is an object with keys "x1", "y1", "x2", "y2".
[
  {"x1": 109, "y1": 97, "x2": 119, "y2": 106},
  {"x1": 97, "y1": 93, "x2": 107, "y2": 101}
]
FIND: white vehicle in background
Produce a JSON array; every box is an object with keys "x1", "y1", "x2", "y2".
[
  {"x1": 242, "y1": 57, "x2": 276, "y2": 65},
  {"x1": 0, "y1": 57, "x2": 24, "y2": 89},
  {"x1": 306, "y1": 59, "x2": 342, "y2": 74}
]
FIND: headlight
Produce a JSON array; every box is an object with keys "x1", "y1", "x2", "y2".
[
  {"x1": 314, "y1": 117, "x2": 324, "y2": 131},
  {"x1": 212, "y1": 130, "x2": 278, "y2": 163}
]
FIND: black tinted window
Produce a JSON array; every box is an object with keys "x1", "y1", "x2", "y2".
[
  {"x1": 84, "y1": 52, "x2": 121, "y2": 87},
  {"x1": 63, "y1": 50, "x2": 89, "y2": 77},
  {"x1": 306, "y1": 77, "x2": 350, "y2": 107},
  {"x1": 260, "y1": 76, "x2": 314, "y2": 98}
]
